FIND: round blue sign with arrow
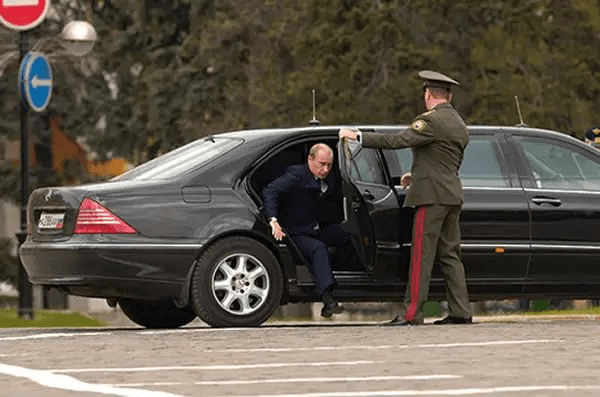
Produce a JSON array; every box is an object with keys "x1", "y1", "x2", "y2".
[{"x1": 19, "y1": 51, "x2": 52, "y2": 112}]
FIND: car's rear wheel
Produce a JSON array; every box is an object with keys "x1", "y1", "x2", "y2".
[
  {"x1": 191, "y1": 236, "x2": 283, "y2": 327},
  {"x1": 119, "y1": 298, "x2": 197, "y2": 329}
]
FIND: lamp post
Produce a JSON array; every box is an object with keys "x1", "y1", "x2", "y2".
[{"x1": 14, "y1": 21, "x2": 98, "y2": 319}]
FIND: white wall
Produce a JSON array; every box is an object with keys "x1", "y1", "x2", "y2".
[{"x1": 0, "y1": 200, "x2": 19, "y2": 256}]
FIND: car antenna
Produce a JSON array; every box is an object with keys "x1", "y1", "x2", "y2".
[
  {"x1": 308, "y1": 89, "x2": 320, "y2": 126},
  {"x1": 514, "y1": 96, "x2": 528, "y2": 127}
]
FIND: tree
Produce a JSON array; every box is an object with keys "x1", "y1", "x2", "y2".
[{"x1": 3, "y1": 0, "x2": 600, "y2": 196}]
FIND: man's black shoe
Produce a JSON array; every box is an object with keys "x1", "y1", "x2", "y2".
[
  {"x1": 433, "y1": 316, "x2": 472, "y2": 325},
  {"x1": 320, "y1": 291, "x2": 344, "y2": 317},
  {"x1": 321, "y1": 302, "x2": 344, "y2": 318},
  {"x1": 383, "y1": 315, "x2": 413, "y2": 326}
]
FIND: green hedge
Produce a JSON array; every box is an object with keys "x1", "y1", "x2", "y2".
[{"x1": 0, "y1": 308, "x2": 107, "y2": 327}]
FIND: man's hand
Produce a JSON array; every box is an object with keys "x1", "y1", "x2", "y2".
[
  {"x1": 400, "y1": 172, "x2": 411, "y2": 189},
  {"x1": 270, "y1": 219, "x2": 286, "y2": 241},
  {"x1": 338, "y1": 127, "x2": 358, "y2": 140}
]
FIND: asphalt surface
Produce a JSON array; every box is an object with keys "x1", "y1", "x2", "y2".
[{"x1": 0, "y1": 314, "x2": 599, "y2": 397}]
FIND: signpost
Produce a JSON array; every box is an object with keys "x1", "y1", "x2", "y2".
[
  {"x1": 16, "y1": 33, "x2": 34, "y2": 320},
  {"x1": 3, "y1": 1, "x2": 96, "y2": 319},
  {"x1": 1, "y1": 0, "x2": 51, "y2": 320},
  {"x1": 0, "y1": 0, "x2": 49, "y2": 31}
]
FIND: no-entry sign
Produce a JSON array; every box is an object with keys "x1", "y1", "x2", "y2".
[{"x1": 0, "y1": 0, "x2": 50, "y2": 31}]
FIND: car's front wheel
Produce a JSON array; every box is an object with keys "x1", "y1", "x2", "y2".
[
  {"x1": 191, "y1": 236, "x2": 283, "y2": 327},
  {"x1": 119, "y1": 298, "x2": 197, "y2": 329}
]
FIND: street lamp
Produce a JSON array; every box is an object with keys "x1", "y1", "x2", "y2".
[
  {"x1": 16, "y1": 20, "x2": 98, "y2": 319},
  {"x1": 60, "y1": 20, "x2": 98, "y2": 57}
]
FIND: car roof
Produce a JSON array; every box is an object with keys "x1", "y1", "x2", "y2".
[{"x1": 216, "y1": 124, "x2": 573, "y2": 141}]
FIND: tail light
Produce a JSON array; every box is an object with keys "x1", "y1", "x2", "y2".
[{"x1": 74, "y1": 198, "x2": 136, "y2": 234}]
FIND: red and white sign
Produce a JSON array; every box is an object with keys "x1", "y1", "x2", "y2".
[{"x1": 0, "y1": 0, "x2": 49, "y2": 31}]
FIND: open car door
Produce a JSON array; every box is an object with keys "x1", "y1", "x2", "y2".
[
  {"x1": 338, "y1": 138, "x2": 376, "y2": 271},
  {"x1": 338, "y1": 137, "x2": 406, "y2": 280}
]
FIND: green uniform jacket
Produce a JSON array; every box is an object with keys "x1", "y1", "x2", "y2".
[{"x1": 361, "y1": 102, "x2": 468, "y2": 207}]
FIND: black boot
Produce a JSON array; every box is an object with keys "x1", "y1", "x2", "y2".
[
  {"x1": 433, "y1": 315, "x2": 473, "y2": 325},
  {"x1": 383, "y1": 315, "x2": 414, "y2": 326},
  {"x1": 321, "y1": 291, "x2": 344, "y2": 318}
]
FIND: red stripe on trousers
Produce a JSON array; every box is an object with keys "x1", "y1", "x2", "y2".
[{"x1": 405, "y1": 206, "x2": 426, "y2": 322}]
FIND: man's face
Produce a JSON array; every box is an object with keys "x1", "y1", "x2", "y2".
[{"x1": 308, "y1": 149, "x2": 333, "y2": 179}]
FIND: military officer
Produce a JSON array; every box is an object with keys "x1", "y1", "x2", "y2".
[
  {"x1": 584, "y1": 126, "x2": 600, "y2": 148},
  {"x1": 338, "y1": 70, "x2": 472, "y2": 326}
]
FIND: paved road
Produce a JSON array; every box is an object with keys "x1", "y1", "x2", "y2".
[{"x1": 0, "y1": 316, "x2": 599, "y2": 397}]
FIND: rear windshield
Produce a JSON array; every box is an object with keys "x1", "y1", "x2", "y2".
[{"x1": 113, "y1": 137, "x2": 243, "y2": 181}]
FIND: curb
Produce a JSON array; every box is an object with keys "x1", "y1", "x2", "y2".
[{"x1": 472, "y1": 314, "x2": 600, "y2": 323}]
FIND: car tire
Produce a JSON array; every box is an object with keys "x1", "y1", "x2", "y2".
[
  {"x1": 119, "y1": 298, "x2": 197, "y2": 329},
  {"x1": 191, "y1": 236, "x2": 283, "y2": 327}
]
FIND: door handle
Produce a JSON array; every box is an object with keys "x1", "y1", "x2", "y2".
[
  {"x1": 362, "y1": 191, "x2": 375, "y2": 201},
  {"x1": 531, "y1": 197, "x2": 562, "y2": 207}
]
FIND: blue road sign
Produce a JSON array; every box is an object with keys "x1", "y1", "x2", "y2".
[{"x1": 19, "y1": 51, "x2": 52, "y2": 112}]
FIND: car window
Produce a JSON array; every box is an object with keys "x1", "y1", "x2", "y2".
[
  {"x1": 382, "y1": 148, "x2": 413, "y2": 179},
  {"x1": 113, "y1": 137, "x2": 243, "y2": 181},
  {"x1": 382, "y1": 137, "x2": 509, "y2": 188},
  {"x1": 516, "y1": 137, "x2": 600, "y2": 190},
  {"x1": 460, "y1": 137, "x2": 510, "y2": 187},
  {"x1": 349, "y1": 145, "x2": 386, "y2": 185}
]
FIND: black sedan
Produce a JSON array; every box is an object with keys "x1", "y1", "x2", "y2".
[{"x1": 20, "y1": 125, "x2": 600, "y2": 328}]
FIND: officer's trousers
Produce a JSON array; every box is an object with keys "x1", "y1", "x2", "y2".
[{"x1": 403, "y1": 204, "x2": 471, "y2": 324}]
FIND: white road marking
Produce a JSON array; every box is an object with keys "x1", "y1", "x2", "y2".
[
  {"x1": 415, "y1": 340, "x2": 559, "y2": 348},
  {"x1": 139, "y1": 328, "x2": 244, "y2": 334},
  {"x1": 109, "y1": 375, "x2": 461, "y2": 387},
  {"x1": 0, "y1": 331, "x2": 107, "y2": 341},
  {"x1": 194, "y1": 374, "x2": 461, "y2": 385},
  {"x1": 0, "y1": 328, "x2": 237, "y2": 342},
  {"x1": 0, "y1": 362, "x2": 183, "y2": 397},
  {"x1": 51, "y1": 361, "x2": 379, "y2": 373},
  {"x1": 212, "y1": 339, "x2": 560, "y2": 353},
  {"x1": 219, "y1": 385, "x2": 600, "y2": 397},
  {"x1": 113, "y1": 382, "x2": 184, "y2": 387}
]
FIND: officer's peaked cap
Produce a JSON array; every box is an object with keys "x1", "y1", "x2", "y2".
[{"x1": 418, "y1": 70, "x2": 459, "y2": 91}]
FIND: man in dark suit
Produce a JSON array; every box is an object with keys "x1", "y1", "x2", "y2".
[
  {"x1": 339, "y1": 70, "x2": 472, "y2": 326},
  {"x1": 262, "y1": 143, "x2": 348, "y2": 317}
]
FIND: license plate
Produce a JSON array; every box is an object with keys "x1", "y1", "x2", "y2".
[{"x1": 38, "y1": 213, "x2": 65, "y2": 230}]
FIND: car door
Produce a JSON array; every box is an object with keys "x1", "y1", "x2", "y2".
[
  {"x1": 382, "y1": 129, "x2": 531, "y2": 295},
  {"x1": 337, "y1": 139, "x2": 404, "y2": 281},
  {"x1": 458, "y1": 130, "x2": 531, "y2": 295},
  {"x1": 511, "y1": 131, "x2": 600, "y2": 295}
]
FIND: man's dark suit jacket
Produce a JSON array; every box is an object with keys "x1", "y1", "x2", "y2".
[{"x1": 262, "y1": 164, "x2": 342, "y2": 236}]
